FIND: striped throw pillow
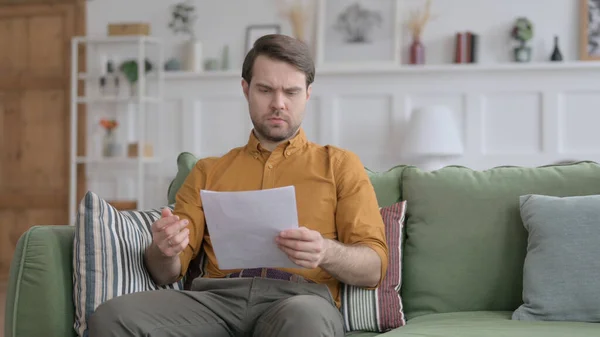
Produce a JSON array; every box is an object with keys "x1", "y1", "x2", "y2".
[
  {"x1": 341, "y1": 200, "x2": 407, "y2": 333},
  {"x1": 73, "y1": 191, "x2": 184, "y2": 337}
]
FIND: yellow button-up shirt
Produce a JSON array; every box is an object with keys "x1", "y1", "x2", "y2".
[{"x1": 174, "y1": 128, "x2": 388, "y2": 308}]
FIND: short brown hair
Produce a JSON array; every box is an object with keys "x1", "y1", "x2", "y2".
[{"x1": 242, "y1": 34, "x2": 315, "y2": 88}]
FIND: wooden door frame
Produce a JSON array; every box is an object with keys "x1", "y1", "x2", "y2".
[{"x1": 73, "y1": 0, "x2": 88, "y2": 206}]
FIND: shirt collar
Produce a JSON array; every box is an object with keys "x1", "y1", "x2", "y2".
[{"x1": 246, "y1": 128, "x2": 307, "y2": 155}]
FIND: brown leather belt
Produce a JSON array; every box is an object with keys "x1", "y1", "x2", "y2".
[{"x1": 225, "y1": 268, "x2": 314, "y2": 284}]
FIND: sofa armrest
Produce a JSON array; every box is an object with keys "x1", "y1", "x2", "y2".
[{"x1": 5, "y1": 225, "x2": 77, "y2": 337}]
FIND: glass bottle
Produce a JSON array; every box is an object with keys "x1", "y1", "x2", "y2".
[{"x1": 106, "y1": 61, "x2": 120, "y2": 96}]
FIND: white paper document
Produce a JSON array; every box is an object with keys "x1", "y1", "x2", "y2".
[{"x1": 200, "y1": 186, "x2": 301, "y2": 270}]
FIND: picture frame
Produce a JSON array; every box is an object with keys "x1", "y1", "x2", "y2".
[
  {"x1": 579, "y1": 0, "x2": 600, "y2": 60},
  {"x1": 315, "y1": 0, "x2": 402, "y2": 67},
  {"x1": 245, "y1": 24, "x2": 281, "y2": 54}
]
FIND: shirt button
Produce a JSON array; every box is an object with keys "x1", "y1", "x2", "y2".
[
  {"x1": 267, "y1": 164, "x2": 273, "y2": 169},
  {"x1": 285, "y1": 151, "x2": 291, "y2": 156}
]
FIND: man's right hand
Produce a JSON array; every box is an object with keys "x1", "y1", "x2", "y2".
[{"x1": 150, "y1": 208, "x2": 190, "y2": 257}]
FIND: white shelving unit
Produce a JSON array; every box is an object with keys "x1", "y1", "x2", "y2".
[{"x1": 69, "y1": 35, "x2": 165, "y2": 226}]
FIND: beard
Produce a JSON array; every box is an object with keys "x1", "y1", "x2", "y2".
[{"x1": 251, "y1": 111, "x2": 299, "y2": 143}]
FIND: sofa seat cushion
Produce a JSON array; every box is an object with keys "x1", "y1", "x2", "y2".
[
  {"x1": 376, "y1": 311, "x2": 600, "y2": 336},
  {"x1": 345, "y1": 332, "x2": 381, "y2": 336}
]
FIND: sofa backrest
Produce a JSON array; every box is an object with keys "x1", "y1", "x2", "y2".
[
  {"x1": 366, "y1": 165, "x2": 407, "y2": 207},
  {"x1": 167, "y1": 152, "x2": 408, "y2": 207},
  {"x1": 399, "y1": 161, "x2": 600, "y2": 320}
]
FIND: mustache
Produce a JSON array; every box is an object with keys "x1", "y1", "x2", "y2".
[{"x1": 267, "y1": 111, "x2": 287, "y2": 119}]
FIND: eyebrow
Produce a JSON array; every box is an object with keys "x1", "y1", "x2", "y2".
[{"x1": 255, "y1": 83, "x2": 302, "y2": 92}]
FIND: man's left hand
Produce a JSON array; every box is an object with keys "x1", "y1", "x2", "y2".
[{"x1": 276, "y1": 227, "x2": 329, "y2": 269}]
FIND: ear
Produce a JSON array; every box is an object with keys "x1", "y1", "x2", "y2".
[
  {"x1": 242, "y1": 79, "x2": 250, "y2": 100},
  {"x1": 306, "y1": 84, "x2": 312, "y2": 101}
]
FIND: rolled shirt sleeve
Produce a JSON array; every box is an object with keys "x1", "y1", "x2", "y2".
[
  {"x1": 173, "y1": 159, "x2": 209, "y2": 281},
  {"x1": 334, "y1": 151, "x2": 389, "y2": 289}
]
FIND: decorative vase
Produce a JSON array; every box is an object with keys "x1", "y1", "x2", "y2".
[
  {"x1": 550, "y1": 35, "x2": 563, "y2": 61},
  {"x1": 410, "y1": 37, "x2": 425, "y2": 65},
  {"x1": 128, "y1": 81, "x2": 138, "y2": 97},
  {"x1": 183, "y1": 38, "x2": 203, "y2": 72},
  {"x1": 102, "y1": 130, "x2": 118, "y2": 157},
  {"x1": 514, "y1": 45, "x2": 532, "y2": 62}
]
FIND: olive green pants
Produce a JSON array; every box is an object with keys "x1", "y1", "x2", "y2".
[{"x1": 88, "y1": 277, "x2": 344, "y2": 337}]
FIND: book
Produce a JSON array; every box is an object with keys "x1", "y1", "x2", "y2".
[{"x1": 454, "y1": 31, "x2": 479, "y2": 64}]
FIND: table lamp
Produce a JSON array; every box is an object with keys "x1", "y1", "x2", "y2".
[{"x1": 399, "y1": 105, "x2": 464, "y2": 171}]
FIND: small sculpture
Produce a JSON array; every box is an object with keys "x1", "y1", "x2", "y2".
[{"x1": 164, "y1": 58, "x2": 182, "y2": 71}]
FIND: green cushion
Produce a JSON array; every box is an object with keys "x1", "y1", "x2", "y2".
[
  {"x1": 366, "y1": 165, "x2": 407, "y2": 207},
  {"x1": 5, "y1": 225, "x2": 77, "y2": 337},
  {"x1": 512, "y1": 194, "x2": 600, "y2": 322},
  {"x1": 400, "y1": 161, "x2": 600, "y2": 320},
  {"x1": 167, "y1": 152, "x2": 200, "y2": 204},
  {"x1": 375, "y1": 311, "x2": 600, "y2": 336}
]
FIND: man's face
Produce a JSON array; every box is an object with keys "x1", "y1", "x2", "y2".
[{"x1": 242, "y1": 55, "x2": 311, "y2": 144}]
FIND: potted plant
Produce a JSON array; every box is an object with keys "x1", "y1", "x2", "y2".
[
  {"x1": 119, "y1": 59, "x2": 153, "y2": 96},
  {"x1": 169, "y1": 0, "x2": 201, "y2": 71},
  {"x1": 511, "y1": 17, "x2": 533, "y2": 62}
]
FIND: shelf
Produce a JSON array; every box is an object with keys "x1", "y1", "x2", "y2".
[
  {"x1": 76, "y1": 156, "x2": 161, "y2": 164},
  {"x1": 70, "y1": 34, "x2": 165, "y2": 225},
  {"x1": 78, "y1": 72, "x2": 162, "y2": 80},
  {"x1": 316, "y1": 61, "x2": 600, "y2": 75},
  {"x1": 73, "y1": 35, "x2": 161, "y2": 45},
  {"x1": 77, "y1": 96, "x2": 161, "y2": 104},
  {"x1": 163, "y1": 61, "x2": 600, "y2": 80},
  {"x1": 165, "y1": 70, "x2": 241, "y2": 80}
]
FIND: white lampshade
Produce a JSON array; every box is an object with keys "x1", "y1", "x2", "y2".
[{"x1": 400, "y1": 105, "x2": 464, "y2": 157}]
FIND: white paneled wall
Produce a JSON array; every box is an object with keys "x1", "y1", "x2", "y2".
[
  {"x1": 83, "y1": 0, "x2": 600, "y2": 209},
  {"x1": 84, "y1": 63, "x2": 600, "y2": 209}
]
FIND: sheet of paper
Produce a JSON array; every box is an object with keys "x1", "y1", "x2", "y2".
[{"x1": 200, "y1": 186, "x2": 301, "y2": 270}]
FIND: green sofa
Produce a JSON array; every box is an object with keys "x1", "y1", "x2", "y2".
[{"x1": 5, "y1": 153, "x2": 600, "y2": 337}]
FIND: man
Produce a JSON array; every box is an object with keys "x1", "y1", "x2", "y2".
[{"x1": 89, "y1": 34, "x2": 388, "y2": 337}]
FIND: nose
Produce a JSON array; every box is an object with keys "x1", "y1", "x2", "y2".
[{"x1": 270, "y1": 91, "x2": 286, "y2": 111}]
